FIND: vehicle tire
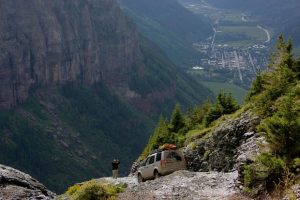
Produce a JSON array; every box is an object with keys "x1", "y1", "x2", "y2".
[
  {"x1": 137, "y1": 173, "x2": 144, "y2": 183},
  {"x1": 154, "y1": 170, "x2": 160, "y2": 179}
]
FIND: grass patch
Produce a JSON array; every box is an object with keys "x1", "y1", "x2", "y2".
[
  {"x1": 200, "y1": 81, "x2": 247, "y2": 104},
  {"x1": 184, "y1": 127, "x2": 212, "y2": 145},
  {"x1": 218, "y1": 26, "x2": 267, "y2": 42}
]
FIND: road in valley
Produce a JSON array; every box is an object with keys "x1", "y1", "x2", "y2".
[{"x1": 257, "y1": 25, "x2": 271, "y2": 43}]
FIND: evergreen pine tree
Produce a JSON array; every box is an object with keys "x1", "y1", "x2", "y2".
[
  {"x1": 169, "y1": 104, "x2": 185, "y2": 133},
  {"x1": 141, "y1": 116, "x2": 170, "y2": 158},
  {"x1": 205, "y1": 91, "x2": 239, "y2": 126},
  {"x1": 259, "y1": 93, "x2": 300, "y2": 160},
  {"x1": 246, "y1": 72, "x2": 265, "y2": 100},
  {"x1": 269, "y1": 35, "x2": 294, "y2": 71},
  {"x1": 262, "y1": 36, "x2": 297, "y2": 102},
  {"x1": 224, "y1": 93, "x2": 239, "y2": 114},
  {"x1": 187, "y1": 98, "x2": 211, "y2": 127},
  {"x1": 155, "y1": 116, "x2": 171, "y2": 146},
  {"x1": 293, "y1": 53, "x2": 300, "y2": 80}
]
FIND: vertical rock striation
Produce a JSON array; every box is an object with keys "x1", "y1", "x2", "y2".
[
  {"x1": 0, "y1": 0, "x2": 212, "y2": 191},
  {"x1": 0, "y1": 0, "x2": 140, "y2": 109}
]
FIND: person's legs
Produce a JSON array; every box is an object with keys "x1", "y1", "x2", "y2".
[{"x1": 112, "y1": 170, "x2": 118, "y2": 178}]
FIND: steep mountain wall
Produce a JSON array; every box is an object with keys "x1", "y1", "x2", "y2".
[
  {"x1": 0, "y1": 0, "x2": 213, "y2": 193},
  {"x1": 0, "y1": 0, "x2": 140, "y2": 109}
]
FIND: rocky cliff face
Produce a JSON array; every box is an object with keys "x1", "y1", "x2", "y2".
[
  {"x1": 0, "y1": 164, "x2": 55, "y2": 200},
  {"x1": 0, "y1": 0, "x2": 212, "y2": 192},
  {"x1": 184, "y1": 112, "x2": 261, "y2": 172},
  {"x1": 0, "y1": 0, "x2": 140, "y2": 109}
]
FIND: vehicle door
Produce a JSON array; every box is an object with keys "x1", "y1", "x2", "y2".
[{"x1": 143, "y1": 155, "x2": 155, "y2": 179}]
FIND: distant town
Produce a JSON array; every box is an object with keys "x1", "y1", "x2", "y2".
[
  {"x1": 193, "y1": 40, "x2": 269, "y2": 84},
  {"x1": 180, "y1": 0, "x2": 271, "y2": 88}
]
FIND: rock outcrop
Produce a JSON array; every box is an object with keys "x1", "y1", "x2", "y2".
[
  {"x1": 0, "y1": 164, "x2": 55, "y2": 200},
  {"x1": 0, "y1": 0, "x2": 140, "y2": 109},
  {"x1": 184, "y1": 112, "x2": 261, "y2": 172},
  {"x1": 130, "y1": 112, "x2": 262, "y2": 176},
  {"x1": 125, "y1": 112, "x2": 264, "y2": 199}
]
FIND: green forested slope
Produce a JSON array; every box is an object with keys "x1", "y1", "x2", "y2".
[
  {"x1": 118, "y1": 0, "x2": 213, "y2": 67},
  {"x1": 0, "y1": 37, "x2": 212, "y2": 193},
  {"x1": 0, "y1": 83, "x2": 151, "y2": 192}
]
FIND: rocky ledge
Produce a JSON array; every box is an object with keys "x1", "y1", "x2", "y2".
[
  {"x1": 0, "y1": 164, "x2": 55, "y2": 200},
  {"x1": 184, "y1": 111, "x2": 261, "y2": 173}
]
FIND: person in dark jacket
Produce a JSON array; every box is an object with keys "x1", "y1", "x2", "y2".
[{"x1": 112, "y1": 159, "x2": 120, "y2": 179}]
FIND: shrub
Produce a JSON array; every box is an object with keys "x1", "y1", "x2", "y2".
[
  {"x1": 67, "y1": 184, "x2": 81, "y2": 196},
  {"x1": 292, "y1": 158, "x2": 300, "y2": 173},
  {"x1": 243, "y1": 154, "x2": 285, "y2": 196},
  {"x1": 67, "y1": 180, "x2": 126, "y2": 200}
]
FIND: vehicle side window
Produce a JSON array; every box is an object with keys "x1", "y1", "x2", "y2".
[
  {"x1": 156, "y1": 152, "x2": 162, "y2": 162},
  {"x1": 167, "y1": 151, "x2": 182, "y2": 161},
  {"x1": 146, "y1": 156, "x2": 155, "y2": 165},
  {"x1": 149, "y1": 156, "x2": 155, "y2": 164},
  {"x1": 145, "y1": 157, "x2": 150, "y2": 166}
]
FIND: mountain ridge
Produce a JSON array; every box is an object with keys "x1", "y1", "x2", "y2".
[
  {"x1": 118, "y1": 0, "x2": 213, "y2": 67},
  {"x1": 0, "y1": 0, "x2": 212, "y2": 193}
]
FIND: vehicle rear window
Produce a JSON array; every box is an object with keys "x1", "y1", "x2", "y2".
[
  {"x1": 166, "y1": 151, "x2": 182, "y2": 161},
  {"x1": 156, "y1": 152, "x2": 162, "y2": 162}
]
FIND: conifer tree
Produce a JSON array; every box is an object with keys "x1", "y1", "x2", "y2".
[
  {"x1": 293, "y1": 53, "x2": 300, "y2": 79},
  {"x1": 205, "y1": 91, "x2": 239, "y2": 125},
  {"x1": 141, "y1": 116, "x2": 170, "y2": 158},
  {"x1": 246, "y1": 72, "x2": 265, "y2": 100},
  {"x1": 263, "y1": 36, "x2": 296, "y2": 102},
  {"x1": 224, "y1": 93, "x2": 239, "y2": 113},
  {"x1": 169, "y1": 104, "x2": 185, "y2": 133},
  {"x1": 242, "y1": 37, "x2": 300, "y2": 192},
  {"x1": 259, "y1": 93, "x2": 300, "y2": 161},
  {"x1": 186, "y1": 98, "x2": 211, "y2": 128},
  {"x1": 270, "y1": 35, "x2": 294, "y2": 71},
  {"x1": 155, "y1": 116, "x2": 171, "y2": 146}
]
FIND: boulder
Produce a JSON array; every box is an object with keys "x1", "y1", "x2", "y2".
[{"x1": 0, "y1": 164, "x2": 55, "y2": 200}]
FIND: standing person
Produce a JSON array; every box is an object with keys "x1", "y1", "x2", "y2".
[{"x1": 112, "y1": 159, "x2": 120, "y2": 179}]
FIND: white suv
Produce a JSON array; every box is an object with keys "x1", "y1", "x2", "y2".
[{"x1": 137, "y1": 150, "x2": 186, "y2": 182}]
